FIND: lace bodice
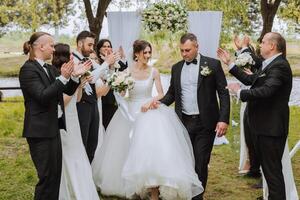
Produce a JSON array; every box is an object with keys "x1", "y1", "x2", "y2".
[{"x1": 128, "y1": 68, "x2": 154, "y2": 102}]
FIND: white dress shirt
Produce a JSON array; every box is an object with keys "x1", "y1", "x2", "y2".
[
  {"x1": 181, "y1": 53, "x2": 201, "y2": 115},
  {"x1": 72, "y1": 50, "x2": 109, "y2": 95}
]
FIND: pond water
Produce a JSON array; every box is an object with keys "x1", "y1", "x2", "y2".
[{"x1": 1, "y1": 76, "x2": 300, "y2": 106}]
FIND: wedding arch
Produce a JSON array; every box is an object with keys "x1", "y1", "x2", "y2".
[{"x1": 107, "y1": 11, "x2": 223, "y2": 60}]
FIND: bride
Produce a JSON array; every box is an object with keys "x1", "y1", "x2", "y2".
[
  {"x1": 92, "y1": 40, "x2": 203, "y2": 200},
  {"x1": 52, "y1": 43, "x2": 100, "y2": 200}
]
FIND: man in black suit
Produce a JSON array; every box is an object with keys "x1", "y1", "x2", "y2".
[
  {"x1": 156, "y1": 33, "x2": 230, "y2": 200},
  {"x1": 72, "y1": 31, "x2": 116, "y2": 162},
  {"x1": 218, "y1": 32, "x2": 292, "y2": 200},
  {"x1": 19, "y1": 32, "x2": 80, "y2": 200}
]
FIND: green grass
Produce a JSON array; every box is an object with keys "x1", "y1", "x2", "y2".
[
  {"x1": 0, "y1": 97, "x2": 299, "y2": 199},
  {"x1": 1, "y1": 35, "x2": 300, "y2": 77},
  {"x1": 0, "y1": 55, "x2": 27, "y2": 77}
]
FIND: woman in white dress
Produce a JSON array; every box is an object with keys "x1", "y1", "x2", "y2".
[
  {"x1": 92, "y1": 40, "x2": 203, "y2": 200},
  {"x1": 52, "y1": 43, "x2": 100, "y2": 200}
]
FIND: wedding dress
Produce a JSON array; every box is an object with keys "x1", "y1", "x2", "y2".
[
  {"x1": 92, "y1": 67, "x2": 203, "y2": 199},
  {"x1": 262, "y1": 141, "x2": 299, "y2": 200},
  {"x1": 59, "y1": 93, "x2": 99, "y2": 200}
]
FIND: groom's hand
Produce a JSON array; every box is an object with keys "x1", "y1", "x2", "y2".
[{"x1": 215, "y1": 122, "x2": 228, "y2": 137}]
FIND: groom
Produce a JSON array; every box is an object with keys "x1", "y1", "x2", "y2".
[{"x1": 155, "y1": 33, "x2": 230, "y2": 199}]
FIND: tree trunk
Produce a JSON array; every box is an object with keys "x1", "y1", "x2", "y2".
[
  {"x1": 258, "y1": 0, "x2": 282, "y2": 42},
  {"x1": 83, "y1": 0, "x2": 111, "y2": 44}
]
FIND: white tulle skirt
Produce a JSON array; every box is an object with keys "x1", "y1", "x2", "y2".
[
  {"x1": 122, "y1": 105, "x2": 203, "y2": 200},
  {"x1": 92, "y1": 109, "x2": 132, "y2": 197},
  {"x1": 92, "y1": 97, "x2": 203, "y2": 199}
]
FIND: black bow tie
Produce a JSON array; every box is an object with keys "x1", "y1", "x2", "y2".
[
  {"x1": 82, "y1": 57, "x2": 89, "y2": 62},
  {"x1": 186, "y1": 59, "x2": 197, "y2": 65}
]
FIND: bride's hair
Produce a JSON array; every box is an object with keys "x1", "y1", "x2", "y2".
[{"x1": 133, "y1": 40, "x2": 152, "y2": 61}]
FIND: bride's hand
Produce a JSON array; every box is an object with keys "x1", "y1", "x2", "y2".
[
  {"x1": 141, "y1": 102, "x2": 151, "y2": 112},
  {"x1": 119, "y1": 90, "x2": 126, "y2": 97}
]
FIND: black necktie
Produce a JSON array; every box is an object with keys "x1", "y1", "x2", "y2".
[
  {"x1": 43, "y1": 63, "x2": 54, "y2": 81},
  {"x1": 186, "y1": 59, "x2": 197, "y2": 65}
]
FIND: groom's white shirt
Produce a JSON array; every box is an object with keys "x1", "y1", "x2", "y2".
[{"x1": 181, "y1": 53, "x2": 200, "y2": 115}]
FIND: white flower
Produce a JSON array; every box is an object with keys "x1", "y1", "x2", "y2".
[
  {"x1": 142, "y1": 2, "x2": 187, "y2": 33},
  {"x1": 235, "y1": 52, "x2": 255, "y2": 68},
  {"x1": 200, "y1": 66, "x2": 212, "y2": 76}
]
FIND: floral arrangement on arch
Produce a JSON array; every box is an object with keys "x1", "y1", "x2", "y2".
[{"x1": 142, "y1": 2, "x2": 188, "y2": 33}]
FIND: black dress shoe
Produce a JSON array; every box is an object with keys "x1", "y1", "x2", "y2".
[
  {"x1": 251, "y1": 180, "x2": 263, "y2": 189},
  {"x1": 243, "y1": 171, "x2": 261, "y2": 178},
  {"x1": 256, "y1": 196, "x2": 263, "y2": 200}
]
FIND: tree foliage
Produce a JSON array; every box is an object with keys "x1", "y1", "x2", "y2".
[
  {"x1": 279, "y1": 0, "x2": 300, "y2": 33},
  {"x1": 0, "y1": 0, "x2": 74, "y2": 35}
]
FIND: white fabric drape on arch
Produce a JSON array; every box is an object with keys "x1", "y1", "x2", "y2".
[
  {"x1": 107, "y1": 11, "x2": 222, "y2": 60},
  {"x1": 188, "y1": 11, "x2": 223, "y2": 59},
  {"x1": 107, "y1": 11, "x2": 142, "y2": 66}
]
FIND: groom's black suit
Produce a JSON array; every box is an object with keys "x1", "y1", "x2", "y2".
[
  {"x1": 19, "y1": 60, "x2": 79, "y2": 200},
  {"x1": 160, "y1": 55, "x2": 230, "y2": 199},
  {"x1": 230, "y1": 54, "x2": 292, "y2": 200}
]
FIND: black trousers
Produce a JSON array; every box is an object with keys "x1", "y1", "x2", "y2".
[
  {"x1": 102, "y1": 104, "x2": 117, "y2": 130},
  {"x1": 27, "y1": 134, "x2": 62, "y2": 200},
  {"x1": 182, "y1": 114, "x2": 216, "y2": 200},
  {"x1": 243, "y1": 112, "x2": 260, "y2": 174},
  {"x1": 254, "y1": 134, "x2": 286, "y2": 200},
  {"x1": 77, "y1": 101, "x2": 99, "y2": 163}
]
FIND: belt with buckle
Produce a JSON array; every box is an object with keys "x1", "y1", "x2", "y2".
[{"x1": 182, "y1": 113, "x2": 200, "y2": 119}]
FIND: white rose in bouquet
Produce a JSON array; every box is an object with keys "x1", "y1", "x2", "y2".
[
  {"x1": 235, "y1": 52, "x2": 255, "y2": 69},
  {"x1": 107, "y1": 71, "x2": 135, "y2": 93}
]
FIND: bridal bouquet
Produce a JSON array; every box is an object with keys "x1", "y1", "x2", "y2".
[
  {"x1": 235, "y1": 52, "x2": 255, "y2": 69},
  {"x1": 106, "y1": 71, "x2": 134, "y2": 93}
]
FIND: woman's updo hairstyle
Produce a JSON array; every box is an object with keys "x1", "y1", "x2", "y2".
[
  {"x1": 133, "y1": 40, "x2": 152, "y2": 61},
  {"x1": 52, "y1": 43, "x2": 70, "y2": 71}
]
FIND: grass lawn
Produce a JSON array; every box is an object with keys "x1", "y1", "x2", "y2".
[
  {"x1": 1, "y1": 39, "x2": 300, "y2": 77},
  {"x1": 0, "y1": 97, "x2": 299, "y2": 200}
]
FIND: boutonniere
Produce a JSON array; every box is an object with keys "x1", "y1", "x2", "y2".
[{"x1": 200, "y1": 62, "x2": 212, "y2": 76}]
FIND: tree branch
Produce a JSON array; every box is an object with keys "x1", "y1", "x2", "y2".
[{"x1": 83, "y1": 0, "x2": 94, "y2": 25}]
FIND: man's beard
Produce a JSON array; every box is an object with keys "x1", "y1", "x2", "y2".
[{"x1": 81, "y1": 47, "x2": 91, "y2": 57}]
